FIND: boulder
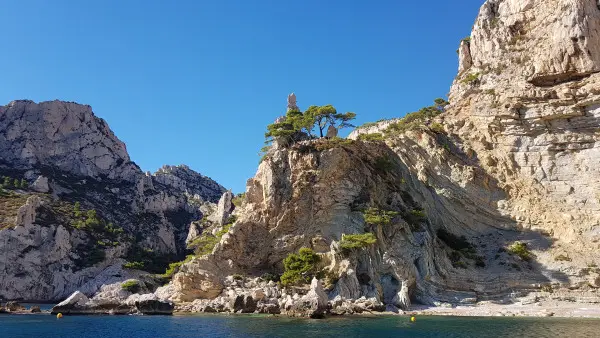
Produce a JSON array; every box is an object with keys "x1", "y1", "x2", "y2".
[
  {"x1": 289, "y1": 278, "x2": 329, "y2": 318},
  {"x1": 326, "y1": 125, "x2": 338, "y2": 138},
  {"x1": 31, "y1": 175, "x2": 50, "y2": 193},
  {"x1": 29, "y1": 305, "x2": 42, "y2": 313},
  {"x1": 5, "y1": 301, "x2": 26, "y2": 312},
  {"x1": 135, "y1": 299, "x2": 174, "y2": 315},
  {"x1": 51, "y1": 291, "x2": 90, "y2": 314}
]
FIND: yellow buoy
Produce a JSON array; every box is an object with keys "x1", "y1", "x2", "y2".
[
  {"x1": 56, "y1": 313, "x2": 63, "y2": 319},
  {"x1": 410, "y1": 316, "x2": 416, "y2": 322}
]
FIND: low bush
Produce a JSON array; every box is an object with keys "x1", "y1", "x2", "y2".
[
  {"x1": 121, "y1": 280, "x2": 141, "y2": 293},
  {"x1": 554, "y1": 254, "x2": 571, "y2": 262},
  {"x1": 507, "y1": 242, "x2": 532, "y2": 261},
  {"x1": 188, "y1": 223, "x2": 233, "y2": 256},
  {"x1": 384, "y1": 99, "x2": 449, "y2": 136},
  {"x1": 280, "y1": 248, "x2": 321, "y2": 286},
  {"x1": 162, "y1": 255, "x2": 194, "y2": 278},
  {"x1": 260, "y1": 272, "x2": 280, "y2": 283},
  {"x1": 122, "y1": 261, "x2": 145, "y2": 270},
  {"x1": 461, "y1": 72, "x2": 480, "y2": 85},
  {"x1": 339, "y1": 233, "x2": 377, "y2": 252},
  {"x1": 313, "y1": 137, "x2": 355, "y2": 151},
  {"x1": 358, "y1": 133, "x2": 384, "y2": 142},
  {"x1": 429, "y1": 122, "x2": 445, "y2": 134},
  {"x1": 437, "y1": 228, "x2": 474, "y2": 251},
  {"x1": 363, "y1": 207, "x2": 398, "y2": 227}
]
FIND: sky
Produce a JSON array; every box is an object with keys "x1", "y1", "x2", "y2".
[{"x1": 0, "y1": 0, "x2": 482, "y2": 193}]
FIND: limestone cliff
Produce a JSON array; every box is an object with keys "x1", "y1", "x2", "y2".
[
  {"x1": 0, "y1": 100, "x2": 225, "y2": 301},
  {"x1": 165, "y1": 0, "x2": 600, "y2": 312}
]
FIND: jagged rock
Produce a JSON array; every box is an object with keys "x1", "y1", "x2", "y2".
[
  {"x1": 15, "y1": 195, "x2": 42, "y2": 227},
  {"x1": 209, "y1": 191, "x2": 235, "y2": 226},
  {"x1": 289, "y1": 278, "x2": 328, "y2": 318},
  {"x1": 51, "y1": 288, "x2": 173, "y2": 315},
  {"x1": 31, "y1": 175, "x2": 49, "y2": 193},
  {"x1": 29, "y1": 305, "x2": 41, "y2": 313},
  {"x1": 326, "y1": 125, "x2": 338, "y2": 138},
  {"x1": 0, "y1": 100, "x2": 226, "y2": 302},
  {"x1": 5, "y1": 301, "x2": 25, "y2": 312},
  {"x1": 51, "y1": 291, "x2": 90, "y2": 314}
]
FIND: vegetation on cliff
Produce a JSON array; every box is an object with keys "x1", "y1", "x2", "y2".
[{"x1": 280, "y1": 248, "x2": 321, "y2": 286}]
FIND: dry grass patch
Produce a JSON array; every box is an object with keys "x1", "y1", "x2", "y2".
[{"x1": 0, "y1": 192, "x2": 30, "y2": 229}]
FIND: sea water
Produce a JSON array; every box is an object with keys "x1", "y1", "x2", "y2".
[{"x1": 1, "y1": 313, "x2": 600, "y2": 338}]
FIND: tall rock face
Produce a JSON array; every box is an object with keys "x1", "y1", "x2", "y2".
[
  {"x1": 460, "y1": 0, "x2": 600, "y2": 88},
  {"x1": 168, "y1": 0, "x2": 600, "y2": 309},
  {"x1": 0, "y1": 100, "x2": 138, "y2": 181},
  {"x1": 448, "y1": 0, "x2": 600, "y2": 244},
  {"x1": 0, "y1": 100, "x2": 226, "y2": 301}
]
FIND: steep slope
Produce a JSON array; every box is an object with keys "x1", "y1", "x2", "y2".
[
  {"x1": 0, "y1": 100, "x2": 226, "y2": 301},
  {"x1": 163, "y1": 0, "x2": 600, "y2": 312}
]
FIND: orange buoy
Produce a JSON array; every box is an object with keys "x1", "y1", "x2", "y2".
[
  {"x1": 56, "y1": 313, "x2": 63, "y2": 319},
  {"x1": 410, "y1": 316, "x2": 416, "y2": 322}
]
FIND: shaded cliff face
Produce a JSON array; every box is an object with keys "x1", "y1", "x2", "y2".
[
  {"x1": 168, "y1": 0, "x2": 600, "y2": 307},
  {"x1": 0, "y1": 100, "x2": 226, "y2": 301}
]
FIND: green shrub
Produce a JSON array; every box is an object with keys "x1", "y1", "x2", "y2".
[
  {"x1": 339, "y1": 233, "x2": 377, "y2": 251},
  {"x1": 232, "y1": 193, "x2": 246, "y2": 207},
  {"x1": 507, "y1": 242, "x2": 532, "y2": 261},
  {"x1": 260, "y1": 272, "x2": 279, "y2": 282},
  {"x1": 121, "y1": 280, "x2": 141, "y2": 293},
  {"x1": 461, "y1": 72, "x2": 480, "y2": 85},
  {"x1": 541, "y1": 284, "x2": 554, "y2": 293},
  {"x1": 280, "y1": 248, "x2": 321, "y2": 286},
  {"x1": 401, "y1": 208, "x2": 427, "y2": 230},
  {"x1": 429, "y1": 122, "x2": 445, "y2": 134},
  {"x1": 358, "y1": 133, "x2": 384, "y2": 142},
  {"x1": 123, "y1": 261, "x2": 145, "y2": 270},
  {"x1": 232, "y1": 274, "x2": 244, "y2": 281},
  {"x1": 554, "y1": 254, "x2": 571, "y2": 262},
  {"x1": 313, "y1": 137, "x2": 355, "y2": 151},
  {"x1": 188, "y1": 223, "x2": 232, "y2": 256},
  {"x1": 384, "y1": 99, "x2": 449, "y2": 136},
  {"x1": 373, "y1": 156, "x2": 395, "y2": 172},
  {"x1": 363, "y1": 207, "x2": 398, "y2": 227},
  {"x1": 437, "y1": 228, "x2": 474, "y2": 251},
  {"x1": 162, "y1": 255, "x2": 194, "y2": 278}
]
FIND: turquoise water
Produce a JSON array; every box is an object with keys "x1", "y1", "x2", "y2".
[{"x1": 2, "y1": 314, "x2": 600, "y2": 337}]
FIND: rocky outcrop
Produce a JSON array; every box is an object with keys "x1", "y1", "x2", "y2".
[
  {"x1": 173, "y1": 275, "x2": 387, "y2": 316},
  {"x1": 0, "y1": 100, "x2": 226, "y2": 302},
  {"x1": 288, "y1": 278, "x2": 329, "y2": 318},
  {"x1": 162, "y1": 0, "x2": 600, "y2": 316},
  {"x1": 0, "y1": 100, "x2": 138, "y2": 181},
  {"x1": 51, "y1": 282, "x2": 174, "y2": 315},
  {"x1": 208, "y1": 191, "x2": 234, "y2": 226}
]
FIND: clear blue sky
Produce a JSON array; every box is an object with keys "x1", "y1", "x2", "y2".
[{"x1": 0, "y1": 0, "x2": 482, "y2": 193}]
